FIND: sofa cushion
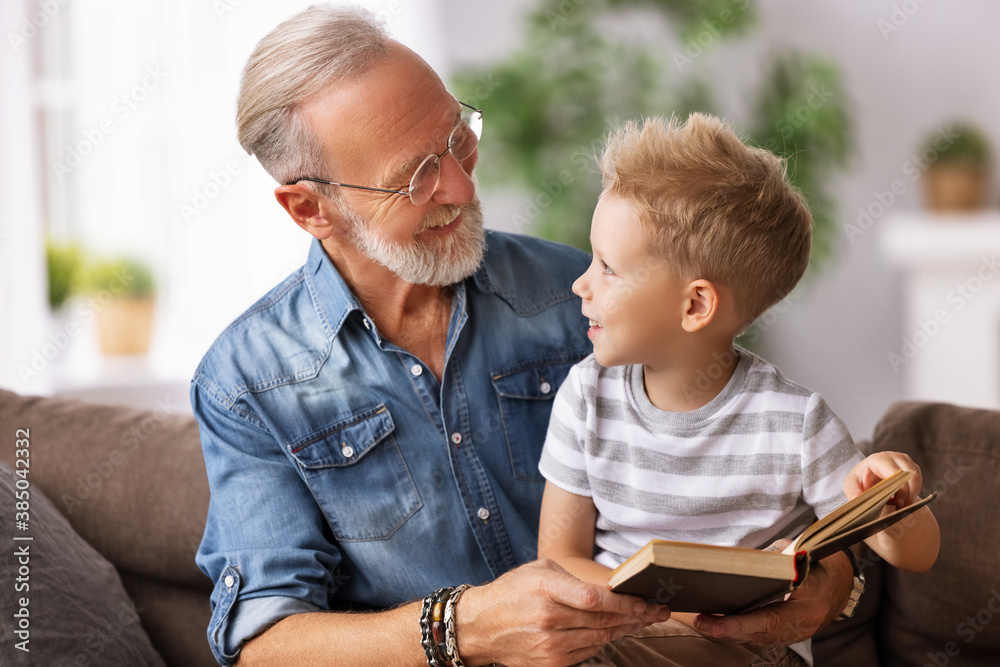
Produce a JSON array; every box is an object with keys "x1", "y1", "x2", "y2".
[
  {"x1": 1, "y1": 461, "x2": 166, "y2": 666},
  {"x1": 0, "y1": 389, "x2": 210, "y2": 590},
  {"x1": 119, "y1": 572, "x2": 217, "y2": 667},
  {"x1": 872, "y1": 402, "x2": 1000, "y2": 666}
]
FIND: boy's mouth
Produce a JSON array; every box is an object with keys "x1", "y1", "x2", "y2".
[{"x1": 587, "y1": 318, "x2": 602, "y2": 338}]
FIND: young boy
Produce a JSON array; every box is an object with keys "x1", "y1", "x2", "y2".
[{"x1": 537, "y1": 114, "x2": 939, "y2": 663}]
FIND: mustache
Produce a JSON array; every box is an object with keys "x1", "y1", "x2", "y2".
[{"x1": 417, "y1": 204, "x2": 462, "y2": 233}]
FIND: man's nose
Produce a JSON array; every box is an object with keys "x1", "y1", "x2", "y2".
[{"x1": 429, "y1": 150, "x2": 477, "y2": 206}]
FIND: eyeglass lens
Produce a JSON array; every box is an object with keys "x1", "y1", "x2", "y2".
[{"x1": 407, "y1": 110, "x2": 483, "y2": 205}]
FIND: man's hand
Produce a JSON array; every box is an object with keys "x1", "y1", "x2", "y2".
[
  {"x1": 692, "y1": 541, "x2": 853, "y2": 648},
  {"x1": 457, "y1": 558, "x2": 670, "y2": 667}
]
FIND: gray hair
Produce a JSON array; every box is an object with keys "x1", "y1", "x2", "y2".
[{"x1": 236, "y1": 5, "x2": 392, "y2": 188}]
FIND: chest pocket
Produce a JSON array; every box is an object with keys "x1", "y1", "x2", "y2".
[
  {"x1": 491, "y1": 357, "x2": 579, "y2": 482},
  {"x1": 288, "y1": 405, "x2": 421, "y2": 542}
]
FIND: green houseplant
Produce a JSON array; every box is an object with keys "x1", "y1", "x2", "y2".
[
  {"x1": 450, "y1": 0, "x2": 853, "y2": 272},
  {"x1": 920, "y1": 122, "x2": 992, "y2": 212},
  {"x1": 84, "y1": 257, "x2": 157, "y2": 356},
  {"x1": 46, "y1": 240, "x2": 86, "y2": 310}
]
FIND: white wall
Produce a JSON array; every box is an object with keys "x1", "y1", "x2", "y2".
[
  {"x1": 443, "y1": 0, "x2": 1000, "y2": 440},
  {"x1": 746, "y1": 0, "x2": 1000, "y2": 439},
  {"x1": 4, "y1": 0, "x2": 998, "y2": 437},
  {"x1": 0, "y1": 0, "x2": 48, "y2": 392},
  {"x1": 1, "y1": 0, "x2": 452, "y2": 398}
]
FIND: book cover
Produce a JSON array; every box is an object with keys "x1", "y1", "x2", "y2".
[{"x1": 607, "y1": 470, "x2": 937, "y2": 613}]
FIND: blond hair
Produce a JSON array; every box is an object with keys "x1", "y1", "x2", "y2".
[
  {"x1": 599, "y1": 113, "x2": 812, "y2": 330},
  {"x1": 236, "y1": 5, "x2": 391, "y2": 188}
]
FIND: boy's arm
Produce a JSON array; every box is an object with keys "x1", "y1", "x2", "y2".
[
  {"x1": 538, "y1": 481, "x2": 613, "y2": 586},
  {"x1": 843, "y1": 451, "x2": 941, "y2": 572}
]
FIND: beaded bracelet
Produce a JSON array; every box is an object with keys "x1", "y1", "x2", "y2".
[
  {"x1": 419, "y1": 584, "x2": 473, "y2": 667},
  {"x1": 431, "y1": 588, "x2": 454, "y2": 665}
]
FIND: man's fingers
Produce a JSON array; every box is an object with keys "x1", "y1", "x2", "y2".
[
  {"x1": 762, "y1": 538, "x2": 793, "y2": 553},
  {"x1": 553, "y1": 622, "x2": 652, "y2": 664},
  {"x1": 694, "y1": 605, "x2": 783, "y2": 645},
  {"x1": 696, "y1": 551, "x2": 851, "y2": 646},
  {"x1": 534, "y1": 559, "x2": 669, "y2": 625}
]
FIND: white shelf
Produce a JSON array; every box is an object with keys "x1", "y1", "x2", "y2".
[
  {"x1": 880, "y1": 211, "x2": 1000, "y2": 409},
  {"x1": 880, "y1": 212, "x2": 1000, "y2": 267},
  {"x1": 48, "y1": 356, "x2": 192, "y2": 414}
]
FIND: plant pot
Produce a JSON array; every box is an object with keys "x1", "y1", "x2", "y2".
[
  {"x1": 95, "y1": 297, "x2": 155, "y2": 355},
  {"x1": 922, "y1": 164, "x2": 987, "y2": 212}
]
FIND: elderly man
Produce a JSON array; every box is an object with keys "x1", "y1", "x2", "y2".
[{"x1": 192, "y1": 5, "x2": 854, "y2": 667}]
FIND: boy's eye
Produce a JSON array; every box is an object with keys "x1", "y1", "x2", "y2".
[{"x1": 600, "y1": 260, "x2": 615, "y2": 275}]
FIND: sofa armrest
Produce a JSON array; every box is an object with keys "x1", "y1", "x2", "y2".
[
  {"x1": 0, "y1": 389, "x2": 210, "y2": 590},
  {"x1": 871, "y1": 401, "x2": 1000, "y2": 665}
]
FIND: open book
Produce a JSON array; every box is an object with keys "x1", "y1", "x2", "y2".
[{"x1": 607, "y1": 470, "x2": 937, "y2": 614}]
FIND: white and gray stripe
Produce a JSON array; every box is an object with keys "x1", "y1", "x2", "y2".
[{"x1": 539, "y1": 347, "x2": 863, "y2": 569}]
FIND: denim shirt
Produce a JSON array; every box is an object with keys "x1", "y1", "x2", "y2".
[{"x1": 192, "y1": 231, "x2": 591, "y2": 666}]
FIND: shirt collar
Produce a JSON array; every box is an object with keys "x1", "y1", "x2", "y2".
[
  {"x1": 303, "y1": 237, "x2": 477, "y2": 342},
  {"x1": 303, "y1": 237, "x2": 365, "y2": 340}
]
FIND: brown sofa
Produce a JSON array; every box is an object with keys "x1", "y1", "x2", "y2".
[
  {"x1": 1, "y1": 389, "x2": 997, "y2": 666},
  {"x1": 0, "y1": 389, "x2": 214, "y2": 667}
]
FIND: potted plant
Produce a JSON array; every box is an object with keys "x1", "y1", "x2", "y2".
[
  {"x1": 85, "y1": 257, "x2": 157, "y2": 355},
  {"x1": 921, "y1": 122, "x2": 991, "y2": 212},
  {"x1": 450, "y1": 0, "x2": 852, "y2": 272},
  {"x1": 46, "y1": 240, "x2": 86, "y2": 311}
]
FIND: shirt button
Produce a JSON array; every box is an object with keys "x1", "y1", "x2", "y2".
[
  {"x1": 451, "y1": 432, "x2": 462, "y2": 445},
  {"x1": 341, "y1": 444, "x2": 355, "y2": 458},
  {"x1": 224, "y1": 575, "x2": 235, "y2": 588},
  {"x1": 410, "y1": 364, "x2": 423, "y2": 377},
  {"x1": 477, "y1": 507, "x2": 490, "y2": 521},
  {"x1": 540, "y1": 381, "x2": 552, "y2": 394},
  {"x1": 362, "y1": 318, "x2": 371, "y2": 330}
]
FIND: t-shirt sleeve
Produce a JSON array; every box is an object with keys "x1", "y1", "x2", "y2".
[
  {"x1": 800, "y1": 393, "x2": 865, "y2": 519},
  {"x1": 538, "y1": 362, "x2": 593, "y2": 497}
]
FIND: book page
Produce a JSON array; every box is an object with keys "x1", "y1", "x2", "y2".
[{"x1": 782, "y1": 469, "x2": 913, "y2": 555}]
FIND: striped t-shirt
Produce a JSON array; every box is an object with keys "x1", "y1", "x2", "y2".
[{"x1": 539, "y1": 347, "x2": 864, "y2": 570}]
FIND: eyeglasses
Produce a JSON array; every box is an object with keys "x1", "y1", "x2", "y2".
[{"x1": 288, "y1": 101, "x2": 483, "y2": 206}]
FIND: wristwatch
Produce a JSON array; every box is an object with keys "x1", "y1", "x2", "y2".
[{"x1": 836, "y1": 548, "x2": 865, "y2": 621}]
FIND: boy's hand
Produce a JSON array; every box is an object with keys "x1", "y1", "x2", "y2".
[{"x1": 843, "y1": 451, "x2": 923, "y2": 508}]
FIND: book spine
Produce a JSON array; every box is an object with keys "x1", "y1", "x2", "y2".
[{"x1": 792, "y1": 551, "x2": 810, "y2": 589}]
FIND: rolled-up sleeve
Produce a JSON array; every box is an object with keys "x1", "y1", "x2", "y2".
[{"x1": 192, "y1": 379, "x2": 343, "y2": 667}]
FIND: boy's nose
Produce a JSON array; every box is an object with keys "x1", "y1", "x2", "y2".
[{"x1": 572, "y1": 273, "x2": 588, "y2": 299}]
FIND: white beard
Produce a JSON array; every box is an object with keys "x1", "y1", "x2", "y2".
[{"x1": 342, "y1": 193, "x2": 486, "y2": 287}]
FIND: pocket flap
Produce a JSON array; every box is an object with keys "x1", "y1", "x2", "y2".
[
  {"x1": 289, "y1": 405, "x2": 394, "y2": 469},
  {"x1": 491, "y1": 361, "x2": 569, "y2": 400}
]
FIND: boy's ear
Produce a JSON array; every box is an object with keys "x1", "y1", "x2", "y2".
[
  {"x1": 681, "y1": 279, "x2": 719, "y2": 333},
  {"x1": 274, "y1": 184, "x2": 340, "y2": 240}
]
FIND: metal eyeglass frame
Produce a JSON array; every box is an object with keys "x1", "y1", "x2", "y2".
[{"x1": 286, "y1": 101, "x2": 483, "y2": 205}]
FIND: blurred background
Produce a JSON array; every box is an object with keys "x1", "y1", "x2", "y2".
[{"x1": 2, "y1": 0, "x2": 998, "y2": 441}]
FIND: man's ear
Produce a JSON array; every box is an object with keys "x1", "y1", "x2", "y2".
[
  {"x1": 274, "y1": 184, "x2": 339, "y2": 240},
  {"x1": 681, "y1": 279, "x2": 720, "y2": 333}
]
